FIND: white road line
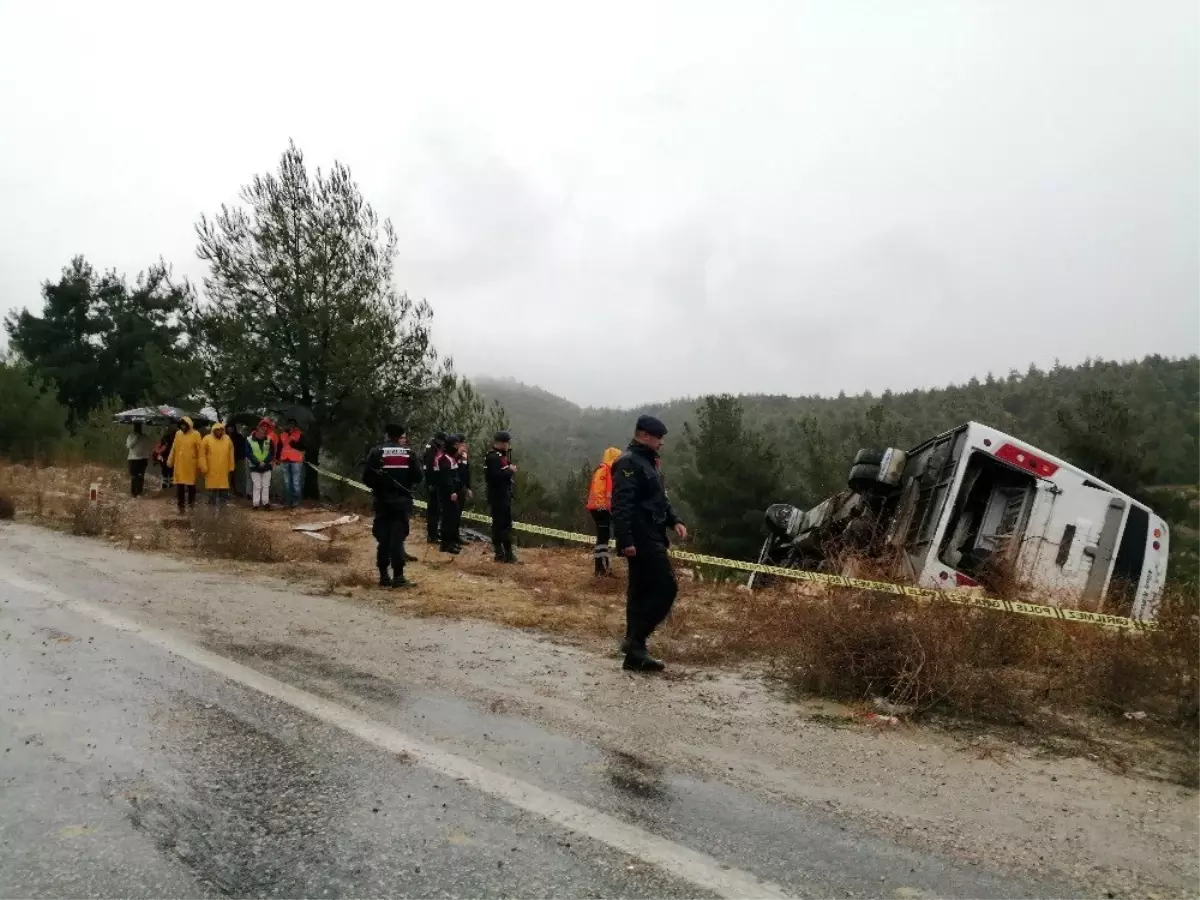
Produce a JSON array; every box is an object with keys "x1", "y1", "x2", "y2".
[{"x1": 1, "y1": 572, "x2": 790, "y2": 900}]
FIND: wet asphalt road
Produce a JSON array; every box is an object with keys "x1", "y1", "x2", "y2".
[{"x1": 0, "y1": 525, "x2": 1074, "y2": 898}]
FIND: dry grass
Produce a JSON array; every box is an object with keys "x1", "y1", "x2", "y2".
[
  {"x1": 69, "y1": 499, "x2": 121, "y2": 536},
  {"x1": 3, "y1": 460, "x2": 1197, "y2": 777},
  {"x1": 313, "y1": 538, "x2": 352, "y2": 565},
  {"x1": 189, "y1": 506, "x2": 284, "y2": 562}
]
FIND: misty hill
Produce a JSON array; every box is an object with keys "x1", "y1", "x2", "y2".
[{"x1": 476, "y1": 355, "x2": 1200, "y2": 487}]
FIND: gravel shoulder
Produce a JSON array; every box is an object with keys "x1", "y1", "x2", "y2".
[{"x1": 2, "y1": 519, "x2": 1196, "y2": 898}]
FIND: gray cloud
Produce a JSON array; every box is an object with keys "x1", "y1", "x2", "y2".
[{"x1": 1, "y1": 1, "x2": 1195, "y2": 407}]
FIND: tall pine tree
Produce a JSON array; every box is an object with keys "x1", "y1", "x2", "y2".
[
  {"x1": 677, "y1": 395, "x2": 784, "y2": 559},
  {"x1": 191, "y1": 141, "x2": 444, "y2": 492}
]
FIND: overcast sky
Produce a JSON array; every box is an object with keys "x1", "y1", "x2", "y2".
[{"x1": 1, "y1": 1, "x2": 1196, "y2": 407}]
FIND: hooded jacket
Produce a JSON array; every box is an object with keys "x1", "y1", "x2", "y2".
[
  {"x1": 166, "y1": 418, "x2": 203, "y2": 486},
  {"x1": 200, "y1": 425, "x2": 236, "y2": 490},
  {"x1": 586, "y1": 447, "x2": 622, "y2": 512}
]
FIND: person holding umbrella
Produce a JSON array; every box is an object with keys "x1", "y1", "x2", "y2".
[
  {"x1": 229, "y1": 423, "x2": 250, "y2": 498},
  {"x1": 153, "y1": 425, "x2": 176, "y2": 490},
  {"x1": 125, "y1": 423, "x2": 154, "y2": 497},
  {"x1": 167, "y1": 417, "x2": 203, "y2": 512}
]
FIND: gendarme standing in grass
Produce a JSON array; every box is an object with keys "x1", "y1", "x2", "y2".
[
  {"x1": 363, "y1": 423, "x2": 422, "y2": 588},
  {"x1": 611, "y1": 415, "x2": 687, "y2": 673}
]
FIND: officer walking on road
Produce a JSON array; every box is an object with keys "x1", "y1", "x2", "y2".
[
  {"x1": 611, "y1": 415, "x2": 687, "y2": 673},
  {"x1": 484, "y1": 431, "x2": 518, "y2": 563},
  {"x1": 363, "y1": 423, "x2": 422, "y2": 588}
]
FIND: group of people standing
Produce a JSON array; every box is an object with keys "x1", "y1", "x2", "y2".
[
  {"x1": 126, "y1": 416, "x2": 308, "y2": 512},
  {"x1": 363, "y1": 427, "x2": 518, "y2": 590},
  {"x1": 363, "y1": 416, "x2": 685, "y2": 674}
]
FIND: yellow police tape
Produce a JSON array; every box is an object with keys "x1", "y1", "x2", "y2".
[{"x1": 308, "y1": 462, "x2": 1155, "y2": 633}]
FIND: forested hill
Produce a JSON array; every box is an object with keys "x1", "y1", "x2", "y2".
[{"x1": 476, "y1": 355, "x2": 1199, "y2": 487}]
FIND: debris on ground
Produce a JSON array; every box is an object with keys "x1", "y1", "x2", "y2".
[
  {"x1": 872, "y1": 696, "x2": 915, "y2": 717},
  {"x1": 862, "y1": 713, "x2": 901, "y2": 727},
  {"x1": 291, "y1": 514, "x2": 360, "y2": 532}
]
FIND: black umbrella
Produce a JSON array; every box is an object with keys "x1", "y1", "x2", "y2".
[
  {"x1": 113, "y1": 405, "x2": 213, "y2": 427},
  {"x1": 270, "y1": 403, "x2": 315, "y2": 429}
]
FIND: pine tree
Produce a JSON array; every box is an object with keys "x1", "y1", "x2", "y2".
[
  {"x1": 5, "y1": 256, "x2": 197, "y2": 420},
  {"x1": 191, "y1": 141, "x2": 444, "y2": 494},
  {"x1": 677, "y1": 395, "x2": 784, "y2": 559},
  {"x1": 1056, "y1": 390, "x2": 1150, "y2": 500}
]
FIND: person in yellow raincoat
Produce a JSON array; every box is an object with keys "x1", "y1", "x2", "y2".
[
  {"x1": 585, "y1": 447, "x2": 622, "y2": 575},
  {"x1": 167, "y1": 417, "x2": 203, "y2": 513},
  {"x1": 200, "y1": 422, "x2": 236, "y2": 507}
]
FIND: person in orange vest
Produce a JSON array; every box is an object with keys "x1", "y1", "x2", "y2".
[
  {"x1": 278, "y1": 418, "x2": 307, "y2": 508},
  {"x1": 586, "y1": 447, "x2": 622, "y2": 576}
]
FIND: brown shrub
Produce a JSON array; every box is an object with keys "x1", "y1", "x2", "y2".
[
  {"x1": 70, "y1": 501, "x2": 121, "y2": 537},
  {"x1": 190, "y1": 506, "x2": 282, "y2": 562},
  {"x1": 783, "y1": 585, "x2": 1199, "y2": 727},
  {"x1": 0, "y1": 492, "x2": 14, "y2": 520},
  {"x1": 314, "y1": 541, "x2": 352, "y2": 565}
]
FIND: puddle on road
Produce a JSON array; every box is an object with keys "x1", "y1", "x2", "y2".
[
  {"x1": 202, "y1": 638, "x2": 408, "y2": 706},
  {"x1": 603, "y1": 749, "x2": 670, "y2": 803},
  {"x1": 121, "y1": 694, "x2": 348, "y2": 897}
]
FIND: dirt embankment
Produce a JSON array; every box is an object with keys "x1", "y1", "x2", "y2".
[{"x1": 1, "y1": 462, "x2": 1198, "y2": 897}]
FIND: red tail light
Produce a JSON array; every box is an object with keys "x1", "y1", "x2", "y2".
[
  {"x1": 994, "y1": 443, "x2": 1059, "y2": 477},
  {"x1": 955, "y1": 573, "x2": 978, "y2": 587}
]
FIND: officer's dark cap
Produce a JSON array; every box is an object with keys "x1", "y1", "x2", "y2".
[
  {"x1": 494, "y1": 430, "x2": 512, "y2": 443},
  {"x1": 385, "y1": 423, "x2": 405, "y2": 440},
  {"x1": 434, "y1": 431, "x2": 447, "y2": 442},
  {"x1": 635, "y1": 414, "x2": 668, "y2": 438}
]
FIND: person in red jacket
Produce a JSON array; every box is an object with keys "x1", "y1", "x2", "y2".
[
  {"x1": 585, "y1": 447, "x2": 622, "y2": 576},
  {"x1": 278, "y1": 418, "x2": 306, "y2": 508}
]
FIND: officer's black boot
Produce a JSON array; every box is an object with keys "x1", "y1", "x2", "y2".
[
  {"x1": 392, "y1": 569, "x2": 414, "y2": 588},
  {"x1": 493, "y1": 539, "x2": 505, "y2": 563},
  {"x1": 622, "y1": 638, "x2": 665, "y2": 673},
  {"x1": 378, "y1": 568, "x2": 392, "y2": 588},
  {"x1": 503, "y1": 540, "x2": 518, "y2": 564},
  {"x1": 594, "y1": 556, "x2": 605, "y2": 576}
]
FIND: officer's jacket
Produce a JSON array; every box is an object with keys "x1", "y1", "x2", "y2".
[
  {"x1": 611, "y1": 441, "x2": 681, "y2": 552},
  {"x1": 434, "y1": 450, "x2": 460, "y2": 498},
  {"x1": 363, "y1": 442, "x2": 422, "y2": 510},
  {"x1": 484, "y1": 448, "x2": 514, "y2": 501}
]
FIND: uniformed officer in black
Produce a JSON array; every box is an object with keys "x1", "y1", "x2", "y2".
[
  {"x1": 362, "y1": 423, "x2": 422, "y2": 587},
  {"x1": 437, "y1": 434, "x2": 463, "y2": 554},
  {"x1": 422, "y1": 433, "x2": 445, "y2": 544},
  {"x1": 484, "y1": 430, "x2": 518, "y2": 563},
  {"x1": 611, "y1": 415, "x2": 687, "y2": 672}
]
